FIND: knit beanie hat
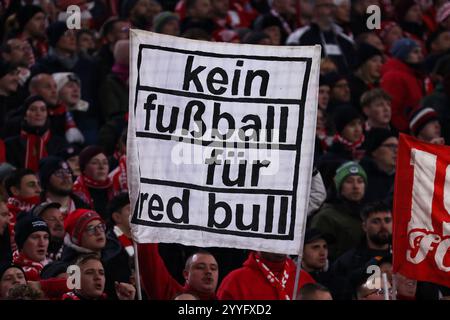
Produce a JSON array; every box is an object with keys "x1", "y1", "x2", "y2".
[
  {"x1": 390, "y1": 38, "x2": 419, "y2": 62},
  {"x1": 21, "y1": 95, "x2": 47, "y2": 114},
  {"x1": 409, "y1": 107, "x2": 439, "y2": 136},
  {"x1": 354, "y1": 43, "x2": 383, "y2": 69},
  {"x1": 0, "y1": 264, "x2": 25, "y2": 281},
  {"x1": 321, "y1": 72, "x2": 348, "y2": 89},
  {"x1": 364, "y1": 128, "x2": 397, "y2": 154},
  {"x1": 39, "y1": 156, "x2": 69, "y2": 190},
  {"x1": 14, "y1": 213, "x2": 50, "y2": 251},
  {"x1": 52, "y1": 72, "x2": 81, "y2": 93},
  {"x1": 47, "y1": 21, "x2": 68, "y2": 48},
  {"x1": 153, "y1": 11, "x2": 179, "y2": 33},
  {"x1": 16, "y1": 5, "x2": 44, "y2": 32},
  {"x1": 64, "y1": 209, "x2": 103, "y2": 246},
  {"x1": 333, "y1": 106, "x2": 362, "y2": 134},
  {"x1": 334, "y1": 161, "x2": 368, "y2": 192},
  {"x1": 78, "y1": 146, "x2": 106, "y2": 173},
  {"x1": 254, "y1": 14, "x2": 283, "y2": 32}
]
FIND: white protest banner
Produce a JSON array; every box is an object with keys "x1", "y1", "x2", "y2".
[{"x1": 127, "y1": 29, "x2": 321, "y2": 254}]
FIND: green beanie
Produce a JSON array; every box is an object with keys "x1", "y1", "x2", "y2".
[{"x1": 334, "y1": 161, "x2": 368, "y2": 192}]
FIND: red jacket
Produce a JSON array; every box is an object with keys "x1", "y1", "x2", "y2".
[
  {"x1": 137, "y1": 243, "x2": 216, "y2": 300},
  {"x1": 380, "y1": 58, "x2": 424, "y2": 132},
  {"x1": 217, "y1": 252, "x2": 315, "y2": 300}
]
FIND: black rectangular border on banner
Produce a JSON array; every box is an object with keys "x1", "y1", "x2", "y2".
[{"x1": 131, "y1": 42, "x2": 312, "y2": 241}]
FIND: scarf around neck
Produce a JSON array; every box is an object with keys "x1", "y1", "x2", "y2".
[
  {"x1": 253, "y1": 253, "x2": 291, "y2": 300},
  {"x1": 20, "y1": 121, "x2": 51, "y2": 172},
  {"x1": 73, "y1": 175, "x2": 112, "y2": 208}
]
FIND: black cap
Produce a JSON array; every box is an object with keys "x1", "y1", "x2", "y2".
[
  {"x1": 304, "y1": 228, "x2": 335, "y2": 245},
  {"x1": 364, "y1": 128, "x2": 397, "y2": 154},
  {"x1": 30, "y1": 202, "x2": 61, "y2": 218}
]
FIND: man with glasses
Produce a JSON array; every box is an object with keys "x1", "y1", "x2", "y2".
[
  {"x1": 331, "y1": 202, "x2": 392, "y2": 300},
  {"x1": 360, "y1": 128, "x2": 398, "y2": 204},
  {"x1": 39, "y1": 156, "x2": 89, "y2": 217},
  {"x1": 62, "y1": 209, "x2": 132, "y2": 300}
]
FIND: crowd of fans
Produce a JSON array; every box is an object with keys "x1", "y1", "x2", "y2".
[{"x1": 0, "y1": 0, "x2": 450, "y2": 300}]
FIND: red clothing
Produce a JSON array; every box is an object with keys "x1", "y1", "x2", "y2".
[
  {"x1": 380, "y1": 58, "x2": 424, "y2": 132},
  {"x1": 137, "y1": 243, "x2": 216, "y2": 300},
  {"x1": 40, "y1": 278, "x2": 70, "y2": 300},
  {"x1": 217, "y1": 252, "x2": 315, "y2": 300},
  {"x1": 109, "y1": 155, "x2": 128, "y2": 196},
  {"x1": 12, "y1": 251, "x2": 46, "y2": 281}
]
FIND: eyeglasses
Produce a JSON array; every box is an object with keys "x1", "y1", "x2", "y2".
[
  {"x1": 85, "y1": 223, "x2": 106, "y2": 235},
  {"x1": 53, "y1": 168, "x2": 72, "y2": 178}
]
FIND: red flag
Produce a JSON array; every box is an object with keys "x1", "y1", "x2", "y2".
[{"x1": 393, "y1": 133, "x2": 450, "y2": 287}]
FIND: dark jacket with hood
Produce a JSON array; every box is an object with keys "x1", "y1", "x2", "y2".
[
  {"x1": 4, "y1": 121, "x2": 67, "y2": 169},
  {"x1": 330, "y1": 242, "x2": 391, "y2": 300},
  {"x1": 310, "y1": 199, "x2": 365, "y2": 262},
  {"x1": 360, "y1": 156, "x2": 395, "y2": 204}
]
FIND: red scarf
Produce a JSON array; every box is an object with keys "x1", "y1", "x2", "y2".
[
  {"x1": 12, "y1": 250, "x2": 45, "y2": 281},
  {"x1": 113, "y1": 226, "x2": 134, "y2": 257},
  {"x1": 254, "y1": 253, "x2": 291, "y2": 300},
  {"x1": 333, "y1": 133, "x2": 365, "y2": 161},
  {"x1": 20, "y1": 129, "x2": 51, "y2": 172},
  {"x1": 7, "y1": 196, "x2": 41, "y2": 223},
  {"x1": 73, "y1": 175, "x2": 113, "y2": 208},
  {"x1": 110, "y1": 155, "x2": 128, "y2": 196}
]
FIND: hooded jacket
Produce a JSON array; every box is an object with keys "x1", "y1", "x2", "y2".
[
  {"x1": 380, "y1": 58, "x2": 424, "y2": 132},
  {"x1": 310, "y1": 200, "x2": 365, "y2": 262},
  {"x1": 217, "y1": 252, "x2": 315, "y2": 300}
]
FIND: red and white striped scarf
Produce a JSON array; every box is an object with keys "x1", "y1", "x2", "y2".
[
  {"x1": 73, "y1": 175, "x2": 113, "y2": 208},
  {"x1": 12, "y1": 250, "x2": 46, "y2": 281},
  {"x1": 254, "y1": 254, "x2": 291, "y2": 300},
  {"x1": 110, "y1": 155, "x2": 128, "y2": 196},
  {"x1": 113, "y1": 226, "x2": 134, "y2": 257},
  {"x1": 20, "y1": 129, "x2": 51, "y2": 172},
  {"x1": 333, "y1": 133, "x2": 365, "y2": 161}
]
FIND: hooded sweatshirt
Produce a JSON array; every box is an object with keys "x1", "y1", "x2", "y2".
[{"x1": 217, "y1": 252, "x2": 315, "y2": 300}]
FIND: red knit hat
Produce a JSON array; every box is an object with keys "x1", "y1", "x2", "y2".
[
  {"x1": 409, "y1": 107, "x2": 439, "y2": 136},
  {"x1": 64, "y1": 209, "x2": 103, "y2": 246}
]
